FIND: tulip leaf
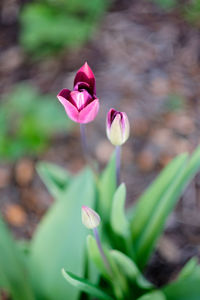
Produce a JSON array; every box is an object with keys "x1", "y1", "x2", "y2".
[
  {"x1": 87, "y1": 235, "x2": 129, "y2": 299},
  {"x1": 30, "y1": 168, "x2": 96, "y2": 300},
  {"x1": 37, "y1": 161, "x2": 70, "y2": 199},
  {"x1": 133, "y1": 146, "x2": 200, "y2": 269},
  {"x1": 109, "y1": 250, "x2": 139, "y2": 279},
  {"x1": 136, "y1": 275, "x2": 154, "y2": 290},
  {"x1": 130, "y1": 153, "x2": 188, "y2": 240},
  {"x1": 110, "y1": 250, "x2": 153, "y2": 290},
  {"x1": 163, "y1": 258, "x2": 200, "y2": 300},
  {"x1": 137, "y1": 290, "x2": 166, "y2": 300},
  {"x1": 61, "y1": 269, "x2": 113, "y2": 300},
  {"x1": 178, "y1": 257, "x2": 198, "y2": 280},
  {"x1": 111, "y1": 183, "x2": 129, "y2": 237},
  {"x1": 0, "y1": 216, "x2": 35, "y2": 300},
  {"x1": 98, "y1": 152, "x2": 116, "y2": 222}
]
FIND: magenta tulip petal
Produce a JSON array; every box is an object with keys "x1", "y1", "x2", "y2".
[
  {"x1": 70, "y1": 90, "x2": 92, "y2": 111},
  {"x1": 57, "y1": 94, "x2": 79, "y2": 122},
  {"x1": 79, "y1": 99, "x2": 99, "y2": 124},
  {"x1": 57, "y1": 63, "x2": 99, "y2": 124},
  {"x1": 57, "y1": 89, "x2": 71, "y2": 100},
  {"x1": 74, "y1": 62, "x2": 96, "y2": 95},
  {"x1": 107, "y1": 108, "x2": 116, "y2": 128}
]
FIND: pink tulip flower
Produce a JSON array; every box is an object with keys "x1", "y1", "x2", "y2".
[{"x1": 57, "y1": 62, "x2": 99, "y2": 124}]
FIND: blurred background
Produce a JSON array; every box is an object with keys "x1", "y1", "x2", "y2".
[{"x1": 1, "y1": 0, "x2": 200, "y2": 286}]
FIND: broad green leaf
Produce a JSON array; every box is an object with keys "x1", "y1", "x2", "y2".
[
  {"x1": 111, "y1": 183, "x2": 129, "y2": 237},
  {"x1": 163, "y1": 258, "x2": 200, "y2": 300},
  {"x1": 62, "y1": 269, "x2": 113, "y2": 300},
  {"x1": 130, "y1": 153, "x2": 188, "y2": 240},
  {"x1": 37, "y1": 161, "x2": 70, "y2": 198},
  {"x1": 0, "y1": 217, "x2": 35, "y2": 300},
  {"x1": 133, "y1": 146, "x2": 200, "y2": 268},
  {"x1": 110, "y1": 250, "x2": 139, "y2": 280},
  {"x1": 30, "y1": 169, "x2": 96, "y2": 300},
  {"x1": 137, "y1": 290, "x2": 166, "y2": 300},
  {"x1": 98, "y1": 152, "x2": 116, "y2": 222}
]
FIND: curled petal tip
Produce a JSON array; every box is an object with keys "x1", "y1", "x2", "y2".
[{"x1": 74, "y1": 62, "x2": 96, "y2": 95}]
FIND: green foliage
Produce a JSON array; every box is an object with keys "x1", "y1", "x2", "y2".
[
  {"x1": 1, "y1": 146, "x2": 200, "y2": 299},
  {"x1": 109, "y1": 250, "x2": 139, "y2": 280},
  {"x1": 98, "y1": 152, "x2": 116, "y2": 222},
  {"x1": 150, "y1": 0, "x2": 200, "y2": 27},
  {"x1": 151, "y1": 0, "x2": 177, "y2": 10},
  {"x1": 37, "y1": 162, "x2": 71, "y2": 199},
  {"x1": 0, "y1": 84, "x2": 71, "y2": 161},
  {"x1": 29, "y1": 169, "x2": 96, "y2": 300},
  {"x1": 163, "y1": 94, "x2": 185, "y2": 112},
  {"x1": 130, "y1": 154, "x2": 188, "y2": 253},
  {"x1": 163, "y1": 258, "x2": 200, "y2": 300},
  {"x1": 130, "y1": 146, "x2": 200, "y2": 269},
  {"x1": 20, "y1": 0, "x2": 108, "y2": 57},
  {"x1": 137, "y1": 291, "x2": 166, "y2": 300},
  {"x1": 184, "y1": 0, "x2": 200, "y2": 26},
  {"x1": 62, "y1": 269, "x2": 113, "y2": 300},
  {"x1": 0, "y1": 217, "x2": 35, "y2": 300},
  {"x1": 111, "y1": 183, "x2": 129, "y2": 238}
]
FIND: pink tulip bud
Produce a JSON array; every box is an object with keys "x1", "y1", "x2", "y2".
[
  {"x1": 82, "y1": 206, "x2": 100, "y2": 229},
  {"x1": 57, "y1": 62, "x2": 99, "y2": 124},
  {"x1": 106, "y1": 108, "x2": 130, "y2": 146}
]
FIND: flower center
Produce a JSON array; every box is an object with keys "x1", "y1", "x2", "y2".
[{"x1": 70, "y1": 90, "x2": 92, "y2": 111}]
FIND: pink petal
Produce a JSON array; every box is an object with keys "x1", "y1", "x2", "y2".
[
  {"x1": 70, "y1": 90, "x2": 92, "y2": 111},
  {"x1": 79, "y1": 99, "x2": 99, "y2": 124},
  {"x1": 57, "y1": 93, "x2": 79, "y2": 123},
  {"x1": 57, "y1": 89, "x2": 71, "y2": 100},
  {"x1": 74, "y1": 62, "x2": 96, "y2": 95}
]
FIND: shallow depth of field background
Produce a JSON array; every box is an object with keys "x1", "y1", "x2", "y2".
[{"x1": 1, "y1": 0, "x2": 200, "y2": 286}]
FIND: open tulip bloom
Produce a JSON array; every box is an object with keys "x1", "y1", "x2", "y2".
[{"x1": 57, "y1": 62, "x2": 99, "y2": 124}]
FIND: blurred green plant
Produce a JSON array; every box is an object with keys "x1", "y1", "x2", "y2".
[
  {"x1": 0, "y1": 84, "x2": 71, "y2": 161},
  {"x1": 184, "y1": 0, "x2": 200, "y2": 26},
  {"x1": 1, "y1": 146, "x2": 200, "y2": 299},
  {"x1": 149, "y1": 0, "x2": 200, "y2": 26},
  {"x1": 20, "y1": 0, "x2": 108, "y2": 57},
  {"x1": 163, "y1": 94, "x2": 186, "y2": 112},
  {"x1": 151, "y1": 0, "x2": 177, "y2": 10}
]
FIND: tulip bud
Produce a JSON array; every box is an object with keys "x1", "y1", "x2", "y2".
[
  {"x1": 82, "y1": 206, "x2": 100, "y2": 229},
  {"x1": 106, "y1": 108, "x2": 130, "y2": 146}
]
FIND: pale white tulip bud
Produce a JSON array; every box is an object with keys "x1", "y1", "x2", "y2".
[
  {"x1": 106, "y1": 108, "x2": 130, "y2": 146},
  {"x1": 82, "y1": 206, "x2": 100, "y2": 229}
]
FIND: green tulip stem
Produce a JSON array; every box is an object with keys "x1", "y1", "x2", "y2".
[
  {"x1": 80, "y1": 124, "x2": 88, "y2": 158},
  {"x1": 93, "y1": 228, "x2": 112, "y2": 275},
  {"x1": 116, "y1": 146, "x2": 121, "y2": 186}
]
